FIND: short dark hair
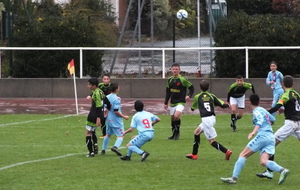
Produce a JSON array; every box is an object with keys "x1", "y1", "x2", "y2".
[
  {"x1": 200, "y1": 80, "x2": 209, "y2": 91},
  {"x1": 283, "y1": 75, "x2": 293, "y2": 88},
  {"x1": 88, "y1": 77, "x2": 99, "y2": 86},
  {"x1": 102, "y1": 73, "x2": 110, "y2": 78},
  {"x1": 249, "y1": 94, "x2": 260, "y2": 106},
  {"x1": 109, "y1": 83, "x2": 119, "y2": 92},
  {"x1": 236, "y1": 75, "x2": 243, "y2": 79},
  {"x1": 270, "y1": 61, "x2": 277, "y2": 66},
  {"x1": 134, "y1": 100, "x2": 144, "y2": 112},
  {"x1": 171, "y1": 63, "x2": 180, "y2": 68}
]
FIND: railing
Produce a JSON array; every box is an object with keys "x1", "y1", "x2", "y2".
[{"x1": 1, "y1": 46, "x2": 300, "y2": 78}]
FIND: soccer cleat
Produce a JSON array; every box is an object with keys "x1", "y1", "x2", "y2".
[
  {"x1": 256, "y1": 170, "x2": 274, "y2": 179},
  {"x1": 220, "y1": 177, "x2": 237, "y2": 184},
  {"x1": 111, "y1": 146, "x2": 122, "y2": 156},
  {"x1": 167, "y1": 136, "x2": 174, "y2": 140},
  {"x1": 141, "y1": 151, "x2": 150, "y2": 162},
  {"x1": 100, "y1": 150, "x2": 105, "y2": 155},
  {"x1": 225, "y1": 149, "x2": 232, "y2": 160},
  {"x1": 185, "y1": 154, "x2": 198, "y2": 160},
  {"x1": 173, "y1": 134, "x2": 180, "y2": 140},
  {"x1": 278, "y1": 169, "x2": 290, "y2": 185},
  {"x1": 94, "y1": 144, "x2": 98, "y2": 154},
  {"x1": 120, "y1": 156, "x2": 131, "y2": 161},
  {"x1": 231, "y1": 123, "x2": 237, "y2": 132},
  {"x1": 86, "y1": 152, "x2": 95, "y2": 157}
]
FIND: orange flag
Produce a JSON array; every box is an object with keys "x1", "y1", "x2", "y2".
[{"x1": 67, "y1": 59, "x2": 75, "y2": 76}]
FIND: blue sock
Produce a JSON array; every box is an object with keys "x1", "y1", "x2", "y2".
[
  {"x1": 266, "y1": 161, "x2": 283, "y2": 173},
  {"x1": 128, "y1": 145, "x2": 143, "y2": 154},
  {"x1": 233, "y1": 157, "x2": 246, "y2": 178},
  {"x1": 127, "y1": 149, "x2": 132, "y2": 157},
  {"x1": 102, "y1": 136, "x2": 110, "y2": 150},
  {"x1": 114, "y1": 137, "x2": 123, "y2": 148}
]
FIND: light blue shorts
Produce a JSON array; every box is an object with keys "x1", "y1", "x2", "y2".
[
  {"x1": 130, "y1": 131, "x2": 154, "y2": 148},
  {"x1": 106, "y1": 122, "x2": 124, "y2": 137},
  {"x1": 247, "y1": 133, "x2": 275, "y2": 155}
]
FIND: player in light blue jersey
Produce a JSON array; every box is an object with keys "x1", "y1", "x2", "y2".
[
  {"x1": 120, "y1": 100, "x2": 160, "y2": 162},
  {"x1": 101, "y1": 83, "x2": 129, "y2": 156},
  {"x1": 266, "y1": 61, "x2": 284, "y2": 115},
  {"x1": 221, "y1": 94, "x2": 289, "y2": 185}
]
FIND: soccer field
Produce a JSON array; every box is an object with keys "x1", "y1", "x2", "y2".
[{"x1": 0, "y1": 114, "x2": 298, "y2": 190}]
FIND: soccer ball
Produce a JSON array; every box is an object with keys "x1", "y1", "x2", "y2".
[{"x1": 176, "y1": 9, "x2": 188, "y2": 20}]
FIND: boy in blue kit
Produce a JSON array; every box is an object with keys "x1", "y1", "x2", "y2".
[
  {"x1": 266, "y1": 61, "x2": 284, "y2": 115},
  {"x1": 120, "y1": 100, "x2": 160, "y2": 162},
  {"x1": 220, "y1": 94, "x2": 289, "y2": 185},
  {"x1": 101, "y1": 83, "x2": 129, "y2": 156},
  {"x1": 85, "y1": 78, "x2": 105, "y2": 157}
]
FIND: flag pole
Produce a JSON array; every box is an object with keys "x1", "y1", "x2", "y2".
[{"x1": 73, "y1": 73, "x2": 79, "y2": 115}]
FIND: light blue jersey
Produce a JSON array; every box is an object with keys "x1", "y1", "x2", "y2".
[
  {"x1": 106, "y1": 93, "x2": 123, "y2": 128},
  {"x1": 266, "y1": 70, "x2": 284, "y2": 109},
  {"x1": 131, "y1": 111, "x2": 158, "y2": 134},
  {"x1": 266, "y1": 70, "x2": 283, "y2": 90},
  {"x1": 247, "y1": 106, "x2": 276, "y2": 154}
]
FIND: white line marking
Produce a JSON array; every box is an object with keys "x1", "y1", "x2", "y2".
[
  {"x1": 0, "y1": 153, "x2": 80, "y2": 171},
  {"x1": 0, "y1": 115, "x2": 76, "y2": 127},
  {"x1": 0, "y1": 147, "x2": 126, "y2": 171}
]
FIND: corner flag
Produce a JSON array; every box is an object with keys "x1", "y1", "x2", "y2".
[{"x1": 67, "y1": 59, "x2": 75, "y2": 76}]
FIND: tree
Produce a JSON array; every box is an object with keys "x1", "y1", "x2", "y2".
[
  {"x1": 3, "y1": 0, "x2": 118, "y2": 78},
  {"x1": 272, "y1": 0, "x2": 300, "y2": 15},
  {"x1": 226, "y1": 0, "x2": 274, "y2": 15}
]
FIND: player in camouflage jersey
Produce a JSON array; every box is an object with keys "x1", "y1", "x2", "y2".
[
  {"x1": 256, "y1": 75, "x2": 300, "y2": 180},
  {"x1": 186, "y1": 80, "x2": 232, "y2": 160},
  {"x1": 98, "y1": 74, "x2": 111, "y2": 137},
  {"x1": 85, "y1": 78, "x2": 106, "y2": 157},
  {"x1": 164, "y1": 63, "x2": 194, "y2": 140},
  {"x1": 227, "y1": 75, "x2": 255, "y2": 132}
]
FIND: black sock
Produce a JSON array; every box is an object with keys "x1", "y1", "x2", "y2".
[
  {"x1": 231, "y1": 114, "x2": 236, "y2": 125},
  {"x1": 267, "y1": 155, "x2": 275, "y2": 172},
  {"x1": 86, "y1": 136, "x2": 93, "y2": 153},
  {"x1": 211, "y1": 141, "x2": 227, "y2": 153},
  {"x1": 192, "y1": 134, "x2": 200, "y2": 155},
  {"x1": 101, "y1": 118, "x2": 107, "y2": 136},
  {"x1": 92, "y1": 131, "x2": 97, "y2": 144},
  {"x1": 170, "y1": 121, "x2": 176, "y2": 137},
  {"x1": 175, "y1": 119, "x2": 181, "y2": 134}
]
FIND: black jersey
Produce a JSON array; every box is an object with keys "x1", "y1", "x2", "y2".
[
  {"x1": 98, "y1": 83, "x2": 111, "y2": 95},
  {"x1": 86, "y1": 88, "x2": 105, "y2": 127},
  {"x1": 227, "y1": 82, "x2": 255, "y2": 102},
  {"x1": 192, "y1": 91, "x2": 229, "y2": 117},
  {"x1": 274, "y1": 88, "x2": 300, "y2": 121},
  {"x1": 164, "y1": 75, "x2": 194, "y2": 106}
]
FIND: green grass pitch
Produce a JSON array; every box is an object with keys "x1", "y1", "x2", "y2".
[{"x1": 0, "y1": 113, "x2": 299, "y2": 190}]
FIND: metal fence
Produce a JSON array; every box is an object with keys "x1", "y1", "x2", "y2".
[{"x1": 1, "y1": 46, "x2": 300, "y2": 79}]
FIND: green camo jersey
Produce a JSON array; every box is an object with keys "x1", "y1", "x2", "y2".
[
  {"x1": 164, "y1": 75, "x2": 194, "y2": 107},
  {"x1": 227, "y1": 82, "x2": 255, "y2": 102},
  {"x1": 277, "y1": 88, "x2": 300, "y2": 121},
  {"x1": 192, "y1": 91, "x2": 229, "y2": 117},
  {"x1": 86, "y1": 88, "x2": 105, "y2": 127},
  {"x1": 98, "y1": 83, "x2": 111, "y2": 95}
]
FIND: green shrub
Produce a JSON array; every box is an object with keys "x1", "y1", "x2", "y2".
[{"x1": 214, "y1": 11, "x2": 300, "y2": 77}]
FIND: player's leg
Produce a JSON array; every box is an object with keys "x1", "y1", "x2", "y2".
[
  {"x1": 186, "y1": 126, "x2": 202, "y2": 160},
  {"x1": 220, "y1": 146, "x2": 253, "y2": 184},
  {"x1": 91, "y1": 129, "x2": 98, "y2": 154},
  {"x1": 172, "y1": 104, "x2": 185, "y2": 140},
  {"x1": 111, "y1": 127, "x2": 124, "y2": 156},
  {"x1": 100, "y1": 117, "x2": 107, "y2": 138},
  {"x1": 167, "y1": 107, "x2": 176, "y2": 139},
  {"x1": 229, "y1": 97, "x2": 237, "y2": 131},
  {"x1": 101, "y1": 123, "x2": 113, "y2": 155},
  {"x1": 85, "y1": 126, "x2": 95, "y2": 157}
]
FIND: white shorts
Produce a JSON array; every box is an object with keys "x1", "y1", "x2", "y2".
[
  {"x1": 86, "y1": 125, "x2": 97, "y2": 132},
  {"x1": 274, "y1": 120, "x2": 300, "y2": 142},
  {"x1": 230, "y1": 95, "x2": 245, "y2": 109},
  {"x1": 169, "y1": 104, "x2": 185, "y2": 115},
  {"x1": 198, "y1": 115, "x2": 217, "y2": 140}
]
